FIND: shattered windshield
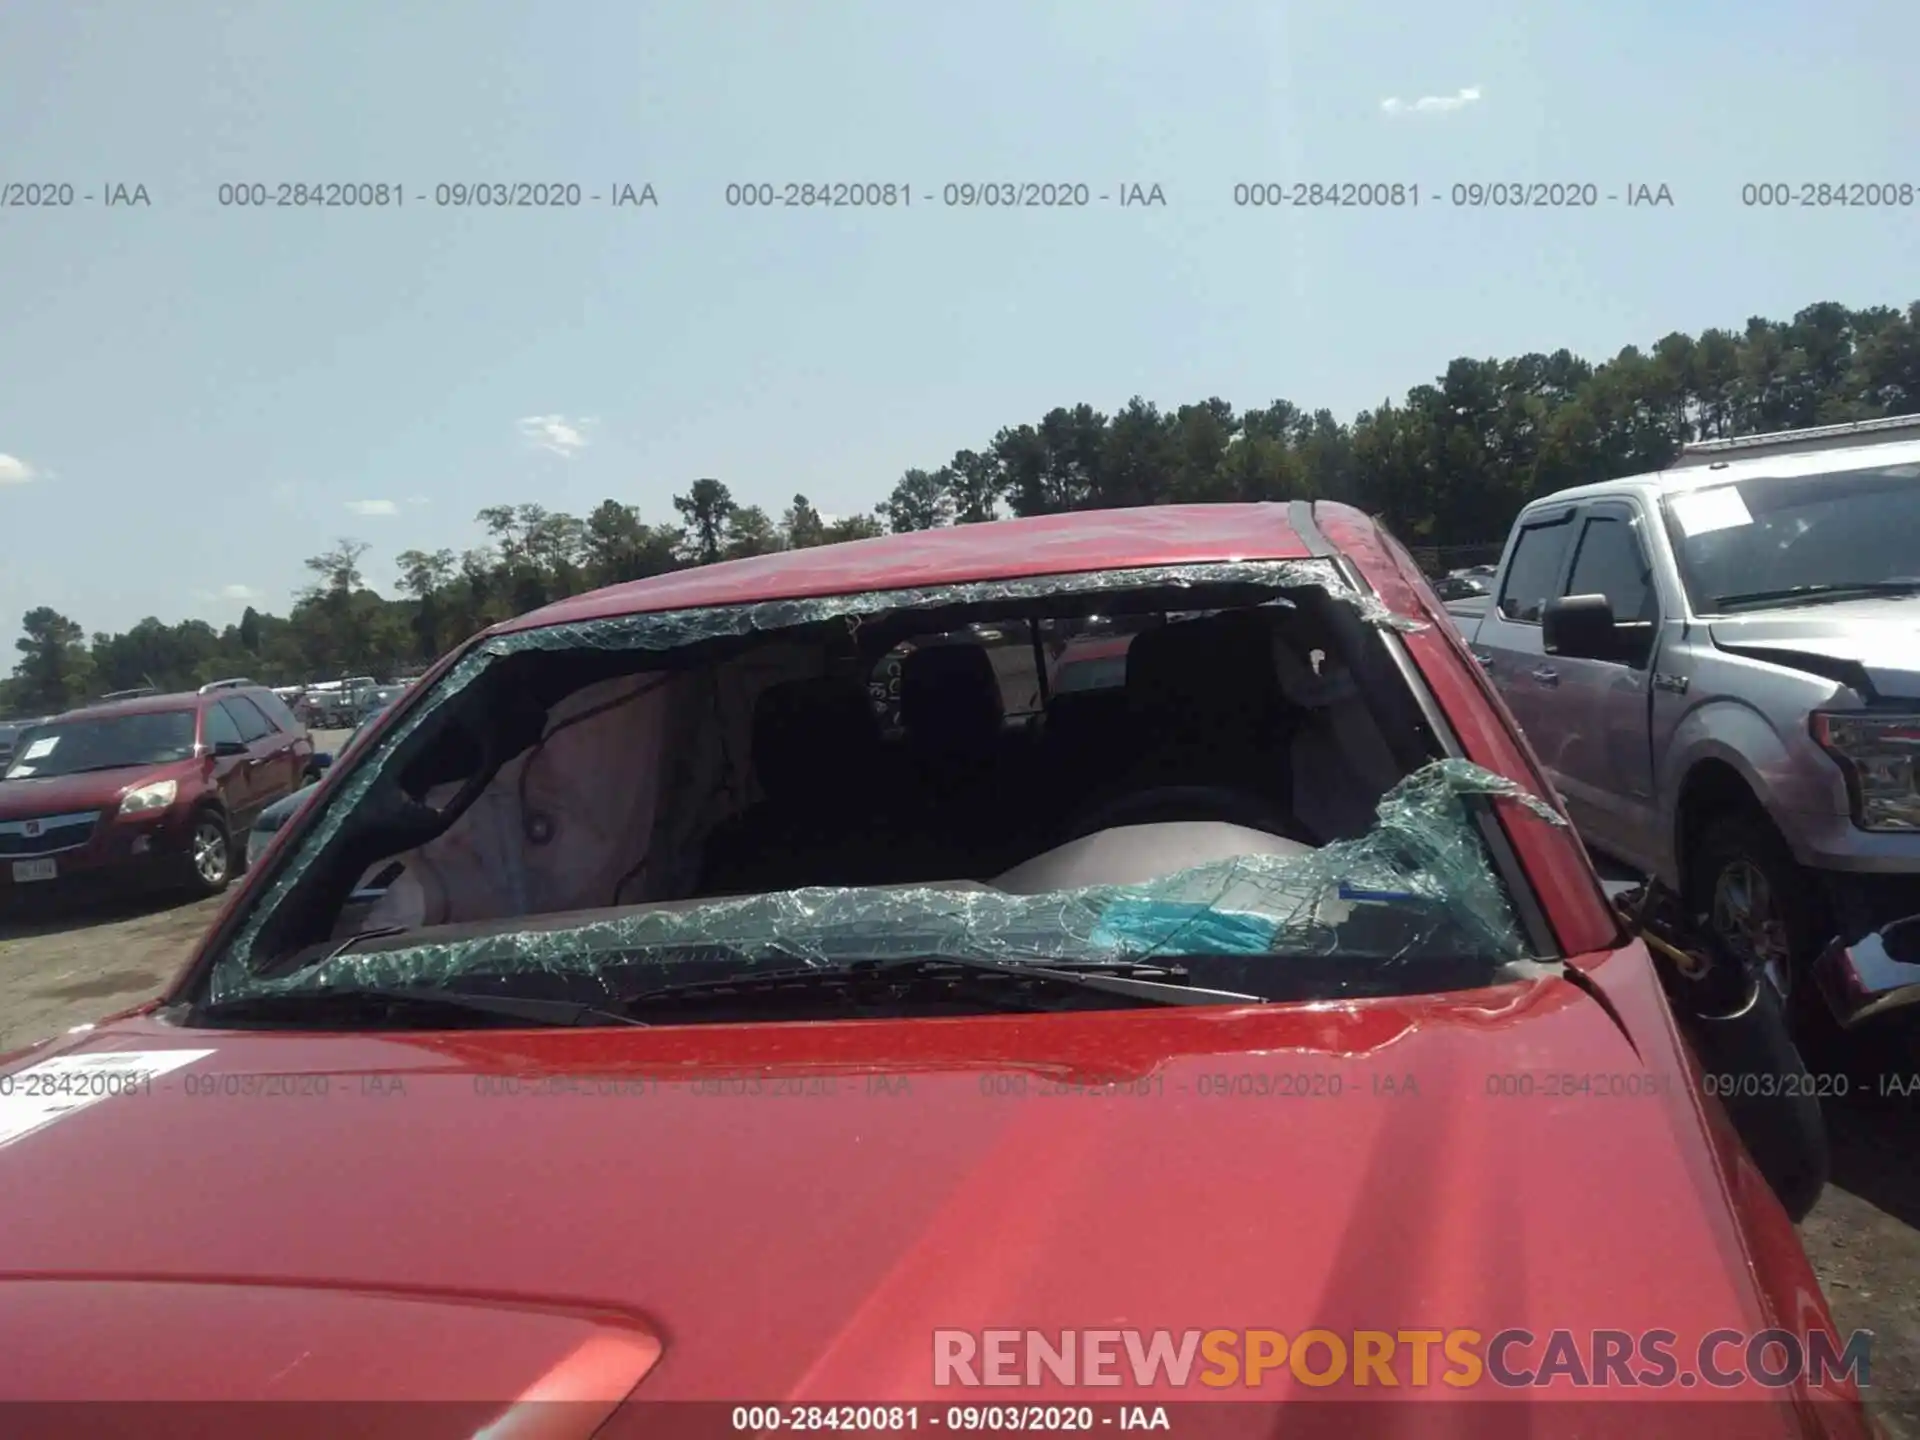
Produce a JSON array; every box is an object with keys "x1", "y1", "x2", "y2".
[
  {"x1": 197, "y1": 559, "x2": 1559, "y2": 1019},
  {"x1": 219, "y1": 760, "x2": 1559, "y2": 1004}
]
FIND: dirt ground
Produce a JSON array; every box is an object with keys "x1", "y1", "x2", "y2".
[
  {"x1": 0, "y1": 727, "x2": 354, "y2": 1054},
  {"x1": 1801, "y1": 1103, "x2": 1920, "y2": 1435},
  {"x1": 0, "y1": 890, "x2": 226, "y2": 1053},
  {"x1": 0, "y1": 732, "x2": 1914, "y2": 1430}
]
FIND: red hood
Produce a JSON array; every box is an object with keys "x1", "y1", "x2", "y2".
[
  {"x1": 0, "y1": 949, "x2": 1865, "y2": 1436},
  {"x1": 0, "y1": 761, "x2": 187, "y2": 816}
]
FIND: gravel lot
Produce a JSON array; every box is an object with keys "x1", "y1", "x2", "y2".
[{"x1": 0, "y1": 725, "x2": 1913, "y2": 1430}]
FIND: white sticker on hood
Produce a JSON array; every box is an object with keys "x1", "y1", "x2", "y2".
[
  {"x1": 19, "y1": 736, "x2": 58, "y2": 761},
  {"x1": 1669, "y1": 485, "x2": 1752, "y2": 537},
  {"x1": 0, "y1": 1049, "x2": 216, "y2": 1151}
]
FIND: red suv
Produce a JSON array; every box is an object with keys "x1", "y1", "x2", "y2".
[{"x1": 0, "y1": 680, "x2": 315, "y2": 899}]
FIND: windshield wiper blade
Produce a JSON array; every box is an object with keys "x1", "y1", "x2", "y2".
[
  {"x1": 1711, "y1": 579, "x2": 1920, "y2": 610},
  {"x1": 193, "y1": 985, "x2": 644, "y2": 1029},
  {"x1": 619, "y1": 955, "x2": 1270, "y2": 1011}
]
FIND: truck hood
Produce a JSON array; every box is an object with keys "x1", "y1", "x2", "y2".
[
  {"x1": 0, "y1": 968, "x2": 1854, "y2": 1432},
  {"x1": 1709, "y1": 600, "x2": 1920, "y2": 699},
  {"x1": 0, "y1": 763, "x2": 178, "y2": 817}
]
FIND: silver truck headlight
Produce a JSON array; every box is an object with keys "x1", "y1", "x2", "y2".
[{"x1": 1812, "y1": 711, "x2": 1920, "y2": 832}]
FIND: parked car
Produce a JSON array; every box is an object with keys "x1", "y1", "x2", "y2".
[
  {"x1": 294, "y1": 677, "x2": 380, "y2": 729},
  {"x1": 355, "y1": 684, "x2": 406, "y2": 724},
  {"x1": 0, "y1": 682, "x2": 315, "y2": 898},
  {"x1": 1433, "y1": 571, "x2": 1492, "y2": 602},
  {"x1": 295, "y1": 684, "x2": 336, "y2": 727},
  {"x1": 0, "y1": 716, "x2": 57, "y2": 775},
  {"x1": 0, "y1": 721, "x2": 26, "y2": 774},
  {"x1": 1441, "y1": 436, "x2": 1920, "y2": 1008},
  {"x1": 0, "y1": 503, "x2": 1872, "y2": 1429}
]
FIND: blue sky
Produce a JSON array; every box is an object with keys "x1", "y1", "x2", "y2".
[{"x1": 2, "y1": 0, "x2": 1916, "y2": 648}]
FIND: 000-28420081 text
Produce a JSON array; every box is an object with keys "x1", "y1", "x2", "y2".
[
  {"x1": 217, "y1": 183, "x2": 407, "y2": 207},
  {"x1": 1234, "y1": 182, "x2": 1421, "y2": 207},
  {"x1": 1740, "y1": 182, "x2": 1917, "y2": 207},
  {"x1": 729, "y1": 1407, "x2": 1105, "y2": 1431},
  {"x1": 1484, "y1": 1071, "x2": 1674, "y2": 1098},
  {"x1": 0, "y1": 1069, "x2": 156, "y2": 1098},
  {"x1": 726, "y1": 182, "x2": 916, "y2": 207},
  {"x1": 731, "y1": 1406, "x2": 924, "y2": 1430}
]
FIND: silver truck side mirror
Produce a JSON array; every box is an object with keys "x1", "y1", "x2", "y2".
[
  {"x1": 1813, "y1": 915, "x2": 1920, "y2": 1027},
  {"x1": 1542, "y1": 593, "x2": 1618, "y2": 661}
]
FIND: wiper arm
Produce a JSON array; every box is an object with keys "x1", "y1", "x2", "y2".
[
  {"x1": 1711, "y1": 579, "x2": 1920, "y2": 610},
  {"x1": 620, "y1": 955, "x2": 1270, "y2": 1011},
  {"x1": 192, "y1": 985, "x2": 644, "y2": 1029},
  {"x1": 254, "y1": 924, "x2": 410, "y2": 982}
]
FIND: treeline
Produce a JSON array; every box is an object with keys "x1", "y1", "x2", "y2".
[{"x1": 8, "y1": 298, "x2": 1919, "y2": 716}]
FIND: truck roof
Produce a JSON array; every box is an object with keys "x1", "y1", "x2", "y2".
[
  {"x1": 495, "y1": 502, "x2": 1339, "y2": 634},
  {"x1": 1673, "y1": 413, "x2": 1920, "y2": 463},
  {"x1": 1525, "y1": 434, "x2": 1920, "y2": 511}
]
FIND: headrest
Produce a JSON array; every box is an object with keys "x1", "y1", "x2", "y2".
[
  {"x1": 1125, "y1": 612, "x2": 1283, "y2": 717},
  {"x1": 900, "y1": 644, "x2": 1004, "y2": 753},
  {"x1": 752, "y1": 676, "x2": 881, "y2": 800},
  {"x1": 1261, "y1": 608, "x2": 1356, "y2": 708}
]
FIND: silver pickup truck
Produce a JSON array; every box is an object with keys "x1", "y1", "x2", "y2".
[{"x1": 1444, "y1": 430, "x2": 1920, "y2": 1000}]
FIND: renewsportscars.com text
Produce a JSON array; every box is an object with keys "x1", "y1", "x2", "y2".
[{"x1": 932, "y1": 1328, "x2": 1872, "y2": 1391}]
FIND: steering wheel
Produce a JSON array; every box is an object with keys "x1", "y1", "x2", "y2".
[{"x1": 1060, "y1": 785, "x2": 1306, "y2": 844}]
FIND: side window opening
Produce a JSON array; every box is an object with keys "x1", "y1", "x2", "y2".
[
  {"x1": 1563, "y1": 513, "x2": 1659, "y2": 667},
  {"x1": 203, "y1": 703, "x2": 245, "y2": 748},
  {"x1": 1564, "y1": 516, "x2": 1655, "y2": 621},
  {"x1": 220, "y1": 696, "x2": 275, "y2": 743},
  {"x1": 250, "y1": 689, "x2": 301, "y2": 732},
  {"x1": 1497, "y1": 515, "x2": 1577, "y2": 623}
]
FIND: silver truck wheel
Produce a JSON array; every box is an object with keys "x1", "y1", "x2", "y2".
[
  {"x1": 1708, "y1": 857, "x2": 1793, "y2": 999},
  {"x1": 1689, "y1": 811, "x2": 1825, "y2": 1010}
]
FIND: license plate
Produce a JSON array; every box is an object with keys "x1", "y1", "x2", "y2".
[{"x1": 12, "y1": 858, "x2": 57, "y2": 882}]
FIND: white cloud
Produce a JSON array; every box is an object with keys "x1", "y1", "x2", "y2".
[
  {"x1": 0, "y1": 453, "x2": 38, "y2": 485},
  {"x1": 345, "y1": 498, "x2": 400, "y2": 516},
  {"x1": 193, "y1": 583, "x2": 267, "y2": 605},
  {"x1": 405, "y1": 495, "x2": 430, "y2": 507},
  {"x1": 1382, "y1": 85, "x2": 1482, "y2": 117},
  {"x1": 518, "y1": 414, "x2": 595, "y2": 457}
]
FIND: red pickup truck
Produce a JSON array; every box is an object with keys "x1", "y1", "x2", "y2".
[{"x1": 0, "y1": 502, "x2": 1876, "y2": 1436}]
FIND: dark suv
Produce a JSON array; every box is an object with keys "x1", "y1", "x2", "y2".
[{"x1": 0, "y1": 683, "x2": 316, "y2": 899}]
